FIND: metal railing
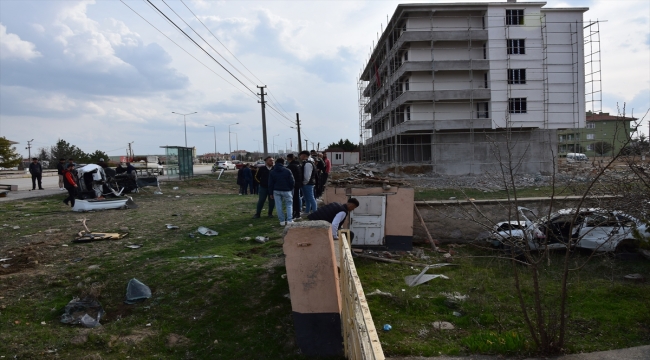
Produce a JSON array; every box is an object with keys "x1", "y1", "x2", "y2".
[{"x1": 338, "y1": 230, "x2": 385, "y2": 360}]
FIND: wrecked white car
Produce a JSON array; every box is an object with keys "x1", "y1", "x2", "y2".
[
  {"x1": 491, "y1": 207, "x2": 649, "y2": 253},
  {"x1": 71, "y1": 164, "x2": 137, "y2": 212}
]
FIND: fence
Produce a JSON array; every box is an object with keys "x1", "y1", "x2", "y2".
[{"x1": 338, "y1": 230, "x2": 385, "y2": 360}]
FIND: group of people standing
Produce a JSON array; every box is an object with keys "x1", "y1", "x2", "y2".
[{"x1": 251, "y1": 150, "x2": 331, "y2": 225}]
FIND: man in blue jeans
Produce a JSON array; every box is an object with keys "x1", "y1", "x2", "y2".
[
  {"x1": 299, "y1": 150, "x2": 317, "y2": 215},
  {"x1": 253, "y1": 156, "x2": 275, "y2": 218},
  {"x1": 268, "y1": 158, "x2": 295, "y2": 226}
]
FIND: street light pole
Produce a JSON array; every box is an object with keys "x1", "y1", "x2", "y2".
[
  {"x1": 234, "y1": 132, "x2": 239, "y2": 160},
  {"x1": 172, "y1": 112, "x2": 197, "y2": 147},
  {"x1": 228, "y1": 122, "x2": 239, "y2": 158},
  {"x1": 272, "y1": 134, "x2": 280, "y2": 156},
  {"x1": 204, "y1": 125, "x2": 217, "y2": 162}
]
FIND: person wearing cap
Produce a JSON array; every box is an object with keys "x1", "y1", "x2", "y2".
[
  {"x1": 62, "y1": 163, "x2": 78, "y2": 207},
  {"x1": 97, "y1": 158, "x2": 109, "y2": 169},
  {"x1": 28, "y1": 158, "x2": 44, "y2": 190}
]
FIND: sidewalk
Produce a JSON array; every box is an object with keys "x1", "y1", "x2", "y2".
[
  {"x1": 0, "y1": 188, "x2": 63, "y2": 202},
  {"x1": 388, "y1": 345, "x2": 650, "y2": 360}
]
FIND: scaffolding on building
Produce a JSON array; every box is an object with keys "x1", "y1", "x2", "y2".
[{"x1": 356, "y1": 10, "x2": 597, "y2": 172}]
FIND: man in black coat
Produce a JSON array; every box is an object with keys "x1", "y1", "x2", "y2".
[
  {"x1": 253, "y1": 156, "x2": 275, "y2": 218},
  {"x1": 286, "y1": 154, "x2": 303, "y2": 220},
  {"x1": 268, "y1": 158, "x2": 295, "y2": 225},
  {"x1": 308, "y1": 198, "x2": 359, "y2": 240},
  {"x1": 57, "y1": 158, "x2": 66, "y2": 190},
  {"x1": 28, "y1": 158, "x2": 44, "y2": 190}
]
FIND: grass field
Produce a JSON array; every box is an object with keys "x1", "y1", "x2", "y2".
[
  {"x1": 1, "y1": 173, "x2": 649, "y2": 358},
  {"x1": 0, "y1": 172, "x2": 312, "y2": 359},
  {"x1": 355, "y1": 246, "x2": 650, "y2": 357}
]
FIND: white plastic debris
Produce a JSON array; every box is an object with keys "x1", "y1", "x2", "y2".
[
  {"x1": 405, "y1": 264, "x2": 453, "y2": 286},
  {"x1": 255, "y1": 236, "x2": 269, "y2": 244},
  {"x1": 440, "y1": 292, "x2": 469, "y2": 302},
  {"x1": 166, "y1": 224, "x2": 179, "y2": 230},
  {"x1": 366, "y1": 289, "x2": 393, "y2": 297},
  {"x1": 173, "y1": 187, "x2": 179, "y2": 190},
  {"x1": 197, "y1": 226, "x2": 218, "y2": 236}
]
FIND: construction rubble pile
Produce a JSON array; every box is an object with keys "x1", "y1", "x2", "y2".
[{"x1": 330, "y1": 163, "x2": 409, "y2": 187}]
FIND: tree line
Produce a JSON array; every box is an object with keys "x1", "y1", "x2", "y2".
[{"x1": 0, "y1": 137, "x2": 109, "y2": 169}]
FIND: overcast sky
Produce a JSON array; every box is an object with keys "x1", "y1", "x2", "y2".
[{"x1": 1, "y1": 0, "x2": 648, "y2": 158}]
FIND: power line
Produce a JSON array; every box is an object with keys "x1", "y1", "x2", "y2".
[
  {"x1": 144, "y1": 0, "x2": 257, "y2": 96},
  {"x1": 121, "y1": 0, "x2": 257, "y2": 101}
]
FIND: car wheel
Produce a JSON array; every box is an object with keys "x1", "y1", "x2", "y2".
[{"x1": 615, "y1": 239, "x2": 639, "y2": 254}]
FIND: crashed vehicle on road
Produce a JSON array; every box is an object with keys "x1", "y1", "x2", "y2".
[
  {"x1": 490, "y1": 207, "x2": 649, "y2": 253},
  {"x1": 71, "y1": 164, "x2": 137, "y2": 212}
]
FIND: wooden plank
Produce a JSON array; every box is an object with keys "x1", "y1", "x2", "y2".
[{"x1": 414, "y1": 204, "x2": 438, "y2": 251}]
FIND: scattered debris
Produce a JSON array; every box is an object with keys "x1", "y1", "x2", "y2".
[
  {"x1": 281, "y1": 274, "x2": 287, "y2": 279},
  {"x1": 125, "y1": 278, "x2": 152, "y2": 304},
  {"x1": 640, "y1": 249, "x2": 650, "y2": 261},
  {"x1": 60, "y1": 296, "x2": 104, "y2": 328},
  {"x1": 440, "y1": 292, "x2": 469, "y2": 302},
  {"x1": 0, "y1": 258, "x2": 10, "y2": 262},
  {"x1": 13, "y1": 226, "x2": 20, "y2": 230},
  {"x1": 179, "y1": 255, "x2": 224, "y2": 259},
  {"x1": 74, "y1": 232, "x2": 128, "y2": 243},
  {"x1": 241, "y1": 237, "x2": 252, "y2": 241},
  {"x1": 432, "y1": 321, "x2": 455, "y2": 330},
  {"x1": 623, "y1": 273, "x2": 645, "y2": 282},
  {"x1": 154, "y1": 191, "x2": 163, "y2": 195},
  {"x1": 355, "y1": 253, "x2": 432, "y2": 267},
  {"x1": 166, "y1": 224, "x2": 179, "y2": 230},
  {"x1": 255, "y1": 236, "x2": 269, "y2": 244},
  {"x1": 88, "y1": 265, "x2": 100, "y2": 270},
  {"x1": 197, "y1": 226, "x2": 218, "y2": 236},
  {"x1": 405, "y1": 264, "x2": 452, "y2": 286},
  {"x1": 166, "y1": 333, "x2": 190, "y2": 348},
  {"x1": 453, "y1": 311, "x2": 463, "y2": 317},
  {"x1": 382, "y1": 324, "x2": 392, "y2": 331},
  {"x1": 125, "y1": 244, "x2": 143, "y2": 249},
  {"x1": 366, "y1": 289, "x2": 393, "y2": 297}
]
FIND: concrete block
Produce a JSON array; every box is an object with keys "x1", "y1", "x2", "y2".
[{"x1": 283, "y1": 221, "x2": 343, "y2": 357}]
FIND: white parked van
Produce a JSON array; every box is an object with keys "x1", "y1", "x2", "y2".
[{"x1": 566, "y1": 153, "x2": 588, "y2": 162}]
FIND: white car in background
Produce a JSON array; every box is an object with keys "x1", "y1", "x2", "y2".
[
  {"x1": 492, "y1": 207, "x2": 648, "y2": 253},
  {"x1": 215, "y1": 161, "x2": 236, "y2": 170}
]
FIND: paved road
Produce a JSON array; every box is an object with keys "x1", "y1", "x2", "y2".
[{"x1": 0, "y1": 165, "x2": 220, "y2": 202}]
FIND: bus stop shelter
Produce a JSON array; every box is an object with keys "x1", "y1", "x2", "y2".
[{"x1": 160, "y1": 146, "x2": 194, "y2": 180}]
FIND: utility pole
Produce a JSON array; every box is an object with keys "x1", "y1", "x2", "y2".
[
  {"x1": 296, "y1": 113, "x2": 302, "y2": 152},
  {"x1": 26, "y1": 139, "x2": 34, "y2": 159},
  {"x1": 257, "y1": 85, "x2": 268, "y2": 156},
  {"x1": 304, "y1": 139, "x2": 309, "y2": 151},
  {"x1": 317, "y1": 142, "x2": 320, "y2": 152},
  {"x1": 127, "y1": 142, "x2": 134, "y2": 161}
]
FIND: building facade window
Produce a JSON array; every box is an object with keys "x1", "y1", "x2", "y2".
[
  {"x1": 506, "y1": 9, "x2": 525, "y2": 25},
  {"x1": 508, "y1": 69, "x2": 526, "y2": 84},
  {"x1": 586, "y1": 144, "x2": 594, "y2": 151},
  {"x1": 404, "y1": 78, "x2": 409, "y2": 91},
  {"x1": 483, "y1": 43, "x2": 487, "y2": 59},
  {"x1": 484, "y1": 73, "x2": 488, "y2": 88},
  {"x1": 586, "y1": 134, "x2": 595, "y2": 140},
  {"x1": 406, "y1": 106, "x2": 411, "y2": 121},
  {"x1": 508, "y1": 98, "x2": 527, "y2": 114},
  {"x1": 586, "y1": 122, "x2": 595, "y2": 129},
  {"x1": 335, "y1": 154, "x2": 342, "y2": 160},
  {"x1": 476, "y1": 102, "x2": 489, "y2": 118},
  {"x1": 403, "y1": 50, "x2": 408, "y2": 62},
  {"x1": 507, "y1": 39, "x2": 526, "y2": 54}
]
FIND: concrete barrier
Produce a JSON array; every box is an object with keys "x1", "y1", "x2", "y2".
[{"x1": 283, "y1": 221, "x2": 343, "y2": 357}]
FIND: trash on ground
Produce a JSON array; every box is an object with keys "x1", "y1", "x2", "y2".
[
  {"x1": 0, "y1": 258, "x2": 10, "y2": 262},
  {"x1": 240, "y1": 237, "x2": 251, "y2": 241},
  {"x1": 166, "y1": 224, "x2": 179, "y2": 230},
  {"x1": 197, "y1": 226, "x2": 218, "y2": 236},
  {"x1": 281, "y1": 274, "x2": 287, "y2": 279},
  {"x1": 125, "y1": 278, "x2": 152, "y2": 304},
  {"x1": 88, "y1": 265, "x2": 100, "y2": 270},
  {"x1": 179, "y1": 255, "x2": 224, "y2": 259},
  {"x1": 125, "y1": 244, "x2": 143, "y2": 249},
  {"x1": 255, "y1": 236, "x2": 269, "y2": 244},
  {"x1": 60, "y1": 296, "x2": 104, "y2": 328},
  {"x1": 74, "y1": 232, "x2": 128, "y2": 243},
  {"x1": 432, "y1": 321, "x2": 455, "y2": 330},
  {"x1": 366, "y1": 289, "x2": 393, "y2": 297},
  {"x1": 383, "y1": 324, "x2": 392, "y2": 331},
  {"x1": 440, "y1": 292, "x2": 469, "y2": 302},
  {"x1": 405, "y1": 264, "x2": 452, "y2": 287},
  {"x1": 624, "y1": 273, "x2": 645, "y2": 282},
  {"x1": 13, "y1": 226, "x2": 20, "y2": 230},
  {"x1": 175, "y1": 196, "x2": 180, "y2": 198},
  {"x1": 173, "y1": 187, "x2": 179, "y2": 190},
  {"x1": 72, "y1": 258, "x2": 83, "y2": 263},
  {"x1": 453, "y1": 311, "x2": 462, "y2": 317},
  {"x1": 154, "y1": 191, "x2": 163, "y2": 195},
  {"x1": 1, "y1": 264, "x2": 11, "y2": 268}
]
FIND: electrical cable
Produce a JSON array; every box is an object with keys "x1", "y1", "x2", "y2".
[{"x1": 121, "y1": 0, "x2": 257, "y2": 101}]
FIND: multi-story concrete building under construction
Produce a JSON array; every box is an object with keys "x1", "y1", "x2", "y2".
[{"x1": 358, "y1": 1, "x2": 599, "y2": 175}]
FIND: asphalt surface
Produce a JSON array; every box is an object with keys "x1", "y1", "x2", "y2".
[{"x1": 0, "y1": 165, "x2": 218, "y2": 202}]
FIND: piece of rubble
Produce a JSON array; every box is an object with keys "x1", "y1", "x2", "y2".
[{"x1": 432, "y1": 321, "x2": 454, "y2": 330}]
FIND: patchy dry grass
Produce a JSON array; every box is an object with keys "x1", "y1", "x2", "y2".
[{"x1": 0, "y1": 171, "x2": 312, "y2": 359}]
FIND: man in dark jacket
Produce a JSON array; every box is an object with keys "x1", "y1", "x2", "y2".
[
  {"x1": 308, "y1": 198, "x2": 359, "y2": 240},
  {"x1": 286, "y1": 154, "x2": 303, "y2": 220},
  {"x1": 253, "y1": 156, "x2": 275, "y2": 218},
  {"x1": 28, "y1": 158, "x2": 44, "y2": 190},
  {"x1": 268, "y1": 158, "x2": 295, "y2": 225},
  {"x1": 236, "y1": 166, "x2": 245, "y2": 195},
  {"x1": 242, "y1": 165, "x2": 253, "y2": 195},
  {"x1": 57, "y1": 158, "x2": 66, "y2": 190}
]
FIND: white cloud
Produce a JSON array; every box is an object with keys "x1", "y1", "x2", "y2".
[{"x1": 0, "y1": 23, "x2": 42, "y2": 60}]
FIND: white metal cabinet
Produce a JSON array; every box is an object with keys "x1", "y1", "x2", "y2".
[{"x1": 350, "y1": 196, "x2": 386, "y2": 246}]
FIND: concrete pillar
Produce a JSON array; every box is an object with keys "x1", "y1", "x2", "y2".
[{"x1": 282, "y1": 221, "x2": 343, "y2": 357}]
